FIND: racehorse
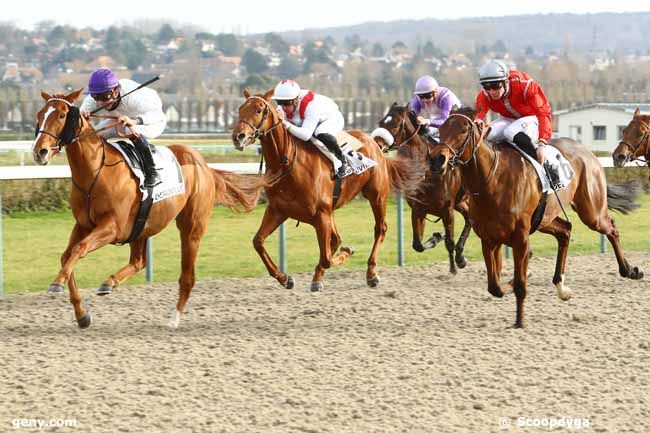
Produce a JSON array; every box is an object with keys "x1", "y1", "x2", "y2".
[
  {"x1": 32, "y1": 89, "x2": 261, "y2": 329},
  {"x1": 232, "y1": 89, "x2": 425, "y2": 291},
  {"x1": 612, "y1": 108, "x2": 650, "y2": 167},
  {"x1": 375, "y1": 103, "x2": 471, "y2": 274},
  {"x1": 431, "y1": 107, "x2": 643, "y2": 328}
]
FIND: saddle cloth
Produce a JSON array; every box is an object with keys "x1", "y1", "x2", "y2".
[
  {"x1": 310, "y1": 131, "x2": 378, "y2": 178},
  {"x1": 109, "y1": 141, "x2": 185, "y2": 202},
  {"x1": 509, "y1": 143, "x2": 574, "y2": 193}
]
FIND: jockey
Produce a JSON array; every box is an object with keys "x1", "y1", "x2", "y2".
[
  {"x1": 272, "y1": 80, "x2": 348, "y2": 178},
  {"x1": 475, "y1": 60, "x2": 560, "y2": 185},
  {"x1": 410, "y1": 75, "x2": 462, "y2": 142},
  {"x1": 80, "y1": 68, "x2": 167, "y2": 187}
]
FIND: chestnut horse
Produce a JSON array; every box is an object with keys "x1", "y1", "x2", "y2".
[
  {"x1": 612, "y1": 108, "x2": 650, "y2": 167},
  {"x1": 232, "y1": 89, "x2": 424, "y2": 291},
  {"x1": 375, "y1": 103, "x2": 471, "y2": 274},
  {"x1": 33, "y1": 89, "x2": 260, "y2": 329},
  {"x1": 431, "y1": 107, "x2": 643, "y2": 328}
]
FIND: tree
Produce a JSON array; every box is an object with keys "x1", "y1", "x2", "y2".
[
  {"x1": 157, "y1": 24, "x2": 176, "y2": 45},
  {"x1": 491, "y1": 39, "x2": 507, "y2": 55},
  {"x1": 240, "y1": 74, "x2": 275, "y2": 93},
  {"x1": 48, "y1": 26, "x2": 67, "y2": 47},
  {"x1": 216, "y1": 33, "x2": 244, "y2": 56},
  {"x1": 264, "y1": 32, "x2": 288, "y2": 54},
  {"x1": 242, "y1": 49, "x2": 268, "y2": 74},
  {"x1": 422, "y1": 41, "x2": 443, "y2": 58},
  {"x1": 371, "y1": 43, "x2": 385, "y2": 58},
  {"x1": 277, "y1": 56, "x2": 302, "y2": 78},
  {"x1": 344, "y1": 34, "x2": 362, "y2": 51}
]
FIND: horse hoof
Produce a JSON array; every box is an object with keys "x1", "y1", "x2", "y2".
[
  {"x1": 367, "y1": 275, "x2": 380, "y2": 288},
  {"x1": 340, "y1": 246, "x2": 355, "y2": 256},
  {"x1": 47, "y1": 283, "x2": 65, "y2": 294},
  {"x1": 488, "y1": 287, "x2": 504, "y2": 298},
  {"x1": 308, "y1": 281, "x2": 323, "y2": 292},
  {"x1": 631, "y1": 266, "x2": 645, "y2": 280},
  {"x1": 455, "y1": 255, "x2": 467, "y2": 269},
  {"x1": 77, "y1": 313, "x2": 92, "y2": 329},
  {"x1": 421, "y1": 232, "x2": 443, "y2": 250},
  {"x1": 284, "y1": 276, "x2": 295, "y2": 290},
  {"x1": 96, "y1": 283, "x2": 113, "y2": 296},
  {"x1": 412, "y1": 241, "x2": 425, "y2": 253}
]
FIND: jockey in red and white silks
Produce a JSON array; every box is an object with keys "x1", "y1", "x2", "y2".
[{"x1": 273, "y1": 80, "x2": 347, "y2": 177}]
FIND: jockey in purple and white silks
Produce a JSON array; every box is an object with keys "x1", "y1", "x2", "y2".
[
  {"x1": 410, "y1": 75, "x2": 462, "y2": 142},
  {"x1": 273, "y1": 80, "x2": 348, "y2": 178},
  {"x1": 80, "y1": 68, "x2": 167, "y2": 187}
]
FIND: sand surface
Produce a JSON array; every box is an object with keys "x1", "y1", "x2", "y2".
[{"x1": 2, "y1": 252, "x2": 650, "y2": 432}]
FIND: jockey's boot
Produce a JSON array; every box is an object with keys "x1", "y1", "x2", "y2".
[
  {"x1": 513, "y1": 132, "x2": 538, "y2": 162},
  {"x1": 317, "y1": 133, "x2": 348, "y2": 178},
  {"x1": 544, "y1": 160, "x2": 562, "y2": 188},
  {"x1": 131, "y1": 135, "x2": 161, "y2": 188}
]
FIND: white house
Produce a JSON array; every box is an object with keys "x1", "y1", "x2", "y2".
[{"x1": 554, "y1": 103, "x2": 650, "y2": 152}]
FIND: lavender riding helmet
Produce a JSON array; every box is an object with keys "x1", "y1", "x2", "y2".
[{"x1": 85, "y1": 69, "x2": 120, "y2": 94}]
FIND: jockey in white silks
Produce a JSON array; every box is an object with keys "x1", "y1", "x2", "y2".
[
  {"x1": 272, "y1": 80, "x2": 348, "y2": 178},
  {"x1": 80, "y1": 68, "x2": 167, "y2": 187}
]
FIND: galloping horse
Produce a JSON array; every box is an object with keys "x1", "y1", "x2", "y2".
[
  {"x1": 431, "y1": 107, "x2": 643, "y2": 328},
  {"x1": 33, "y1": 89, "x2": 260, "y2": 329},
  {"x1": 232, "y1": 89, "x2": 424, "y2": 291},
  {"x1": 375, "y1": 103, "x2": 471, "y2": 274},
  {"x1": 612, "y1": 108, "x2": 650, "y2": 167}
]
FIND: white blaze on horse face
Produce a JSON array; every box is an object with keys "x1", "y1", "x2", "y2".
[
  {"x1": 33, "y1": 106, "x2": 57, "y2": 151},
  {"x1": 384, "y1": 116, "x2": 392, "y2": 123}
]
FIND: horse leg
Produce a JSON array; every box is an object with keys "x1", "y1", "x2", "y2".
[
  {"x1": 253, "y1": 207, "x2": 292, "y2": 288},
  {"x1": 168, "y1": 213, "x2": 209, "y2": 329},
  {"x1": 52, "y1": 219, "x2": 117, "y2": 327},
  {"x1": 482, "y1": 240, "x2": 506, "y2": 298},
  {"x1": 311, "y1": 214, "x2": 335, "y2": 292},
  {"x1": 511, "y1": 234, "x2": 531, "y2": 328},
  {"x1": 454, "y1": 202, "x2": 471, "y2": 269},
  {"x1": 538, "y1": 217, "x2": 573, "y2": 301},
  {"x1": 97, "y1": 237, "x2": 147, "y2": 296},
  {"x1": 599, "y1": 215, "x2": 643, "y2": 279},
  {"x1": 329, "y1": 220, "x2": 354, "y2": 265},
  {"x1": 442, "y1": 209, "x2": 457, "y2": 274},
  {"x1": 366, "y1": 196, "x2": 388, "y2": 288}
]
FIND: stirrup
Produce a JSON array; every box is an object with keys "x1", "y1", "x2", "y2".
[{"x1": 144, "y1": 173, "x2": 161, "y2": 188}]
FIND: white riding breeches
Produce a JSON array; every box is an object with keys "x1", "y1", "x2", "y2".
[
  {"x1": 488, "y1": 115, "x2": 539, "y2": 146},
  {"x1": 95, "y1": 118, "x2": 167, "y2": 140},
  {"x1": 313, "y1": 111, "x2": 345, "y2": 137}
]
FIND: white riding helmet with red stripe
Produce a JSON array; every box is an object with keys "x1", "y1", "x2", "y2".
[{"x1": 273, "y1": 80, "x2": 301, "y2": 101}]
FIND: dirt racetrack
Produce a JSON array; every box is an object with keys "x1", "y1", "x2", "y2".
[{"x1": 2, "y1": 252, "x2": 650, "y2": 433}]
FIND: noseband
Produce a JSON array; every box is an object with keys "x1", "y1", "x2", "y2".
[{"x1": 380, "y1": 110, "x2": 424, "y2": 153}]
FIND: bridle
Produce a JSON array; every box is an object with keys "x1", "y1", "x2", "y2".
[
  {"x1": 237, "y1": 95, "x2": 297, "y2": 177},
  {"x1": 236, "y1": 96, "x2": 283, "y2": 140},
  {"x1": 444, "y1": 113, "x2": 482, "y2": 167},
  {"x1": 617, "y1": 120, "x2": 650, "y2": 164},
  {"x1": 381, "y1": 109, "x2": 423, "y2": 152}
]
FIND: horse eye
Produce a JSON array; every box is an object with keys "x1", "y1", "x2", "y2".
[
  {"x1": 59, "y1": 113, "x2": 65, "y2": 119},
  {"x1": 256, "y1": 109, "x2": 262, "y2": 114}
]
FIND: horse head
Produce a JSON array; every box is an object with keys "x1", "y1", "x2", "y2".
[
  {"x1": 431, "y1": 107, "x2": 488, "y2": 175},
  {"x1": 373, "y1": 102, "x2": 425, "y2": 158},
  {"x1": 33, "y1": 88, "x2": 84, "y2": 165},
  {"x1": 232, "y1": 88, "x2": 278, "y2": 150},
  {"x1": 612, "y1": 108, "x2": 650, "y2": 168}
]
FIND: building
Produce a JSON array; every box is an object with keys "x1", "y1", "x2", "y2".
[{"x1": 554, "y1": 103, "x2": 650, "y2": 152}]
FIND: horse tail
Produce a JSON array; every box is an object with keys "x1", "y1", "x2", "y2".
[
  {"x1": 607, "y1": 181, "x2": 642, "y2": 214},
  {"x1": 211, "y1": 169, "x2": 261, "y2": 212},
  {"x1": 385, "y1": 156, "x2": 426, "y2": 199}
]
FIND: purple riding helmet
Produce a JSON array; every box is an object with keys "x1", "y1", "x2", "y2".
[{"x1": 85, "y1": 68, "x2": 120, "y2": 94}]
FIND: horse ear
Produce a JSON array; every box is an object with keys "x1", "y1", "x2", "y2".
[
  {"x1": 263, "y1": 88, "x2": 274, "y2": 101},
  {"x1": 634, "y1": 107, "x2": 641, "y2": 117},
  {"x1": 65, "y1": 88, "x2": 84, "y2": 103},
  {"x1": 243, "y1": 88, "x2": 251, "y2": 99},
  {"x1": 41, "y1": 91, "x2": 52, "y2": 101}
]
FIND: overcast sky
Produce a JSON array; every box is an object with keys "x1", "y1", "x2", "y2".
[{"x1": 6, "y1": 0, "x2": 650, "y2": 34}]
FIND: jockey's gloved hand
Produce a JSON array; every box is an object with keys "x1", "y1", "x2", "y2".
[{"x1": 282, "y1": 120, "x2": 292, "y2": 131}]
